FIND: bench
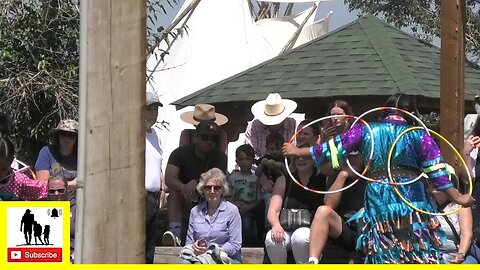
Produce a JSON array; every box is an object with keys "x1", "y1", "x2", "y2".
[{"x1": 154, "y1": 247, "x2": 265, "y2": 264}]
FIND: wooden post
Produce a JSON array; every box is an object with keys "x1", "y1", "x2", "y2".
[
  {"x1": 440, "y1": 0, "x2": 465, "y2": 167},
  {"x1": 77, "y1": 0, "x2": 146, "y2": 263}
]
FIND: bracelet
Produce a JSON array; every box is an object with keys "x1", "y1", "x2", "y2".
[{"x1": 458, "y1": 252, "x2": 466, "y2": 258}]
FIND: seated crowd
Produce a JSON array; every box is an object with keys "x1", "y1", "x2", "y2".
[{"x1": 1, "y1": 92, "x2": 479, "y2": 265}]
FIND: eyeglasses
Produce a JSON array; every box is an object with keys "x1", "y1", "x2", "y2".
[
  {"x1": 203, "y1": 185, "x2": 222, "y2": 192},
  {"x1": 48, "y1": 189, "x2": 66, "y2": 195},
  {"x1": 200, "y1": 134, "x2": 217, "y2": 142}
]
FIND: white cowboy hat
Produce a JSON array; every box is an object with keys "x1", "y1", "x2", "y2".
[
  {"x1": 180, "y1": 104, "x2": 228, "y2": 126},
  {"x1": 251, "y1": 93, "x2": 297, "y2": 126}
]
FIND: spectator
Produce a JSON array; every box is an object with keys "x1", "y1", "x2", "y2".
[
  {"x1": 322, "y1": 100, "x2": 353, "y2": 142},
  {"x1": 425, "y1": 166, "x2": 474, "y2": 264},
  {"x1": 462, "y1": 125, "x2": 480, "y2": 264},
  {"x1": 144, "y1": 92, "x2": 164, "y2": 264},
  {"x1": 179, "y1": 104, "x2": 229, "y2": 153},
  {"x1": 264, "y1": 152, "x2": 326, "y2": 263},
  {"x1": 308, "y1": 159, "x2": 366, "y2": 264},
  {"x1": 163, "y1": 121, "x2": 228, "y2": 246},
  {"x1": 255, "y1": 132, "x2": 287, "y2": 228},
  {"x1": 0, "y1": 114, "x2": 46, "y2": 200},
  {"x1": 246, "y1": 93, "x2": 297, "y2": 159},
  {"x1": 180, "y1": 168, "x2": 242, "y2": 264},
  {"x1": 228, "y1": 144, "x2": 262, "y2": 247},
  {"x1": 47, "y1": 173, "x2": 75, "y2": 263},
  {"x1": 296, "y1": 119, "x2": 321, "y2": 147},
  {"x1": 35, "y1": 119, "x2": 78, "y2": 191}
]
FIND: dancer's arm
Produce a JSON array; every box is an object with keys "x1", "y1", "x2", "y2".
[
  {"x1": 443, "y1": 188, "x2": 474, "y2": 207},
  {"x1": 420, "y1": 133, "x2": 474, "y2": 207},
  {"x1": 283, "y1": 123, "x2": 365, "y2": 167}
]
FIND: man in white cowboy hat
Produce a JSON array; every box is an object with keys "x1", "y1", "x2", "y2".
[
  {"x1": 144, "y1": 92, "x2": 164, "y2": 263},
  {"x1": 163, "y1": 121, "x2": 228, "y2": 246},
  {"x1": 246, "y1": 93, "x2": 297, "y2": 159},
  {"x1": 179, "y1": 104, "x2": 229, "y2": 153}
]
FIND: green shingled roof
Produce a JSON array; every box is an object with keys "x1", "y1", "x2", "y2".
[{"x1": 172, "y1": 15, "x2": 480, "y2": 107}]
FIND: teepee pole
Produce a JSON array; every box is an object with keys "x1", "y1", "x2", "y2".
[{"x1": 279, "y1": 2, "x2": 318, "y2": 54}]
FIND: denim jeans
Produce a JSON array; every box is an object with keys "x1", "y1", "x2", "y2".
[
  {"x1": 241, "y1": 210, "x2": 256, "y2": 247},
  {"x1": 462, "y1": 242, "x2": 480, "y2": 264}
]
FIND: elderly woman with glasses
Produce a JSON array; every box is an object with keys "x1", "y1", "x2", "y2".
[{"x1": 181, "y1": 168, "x2": 242, "y2": 264}]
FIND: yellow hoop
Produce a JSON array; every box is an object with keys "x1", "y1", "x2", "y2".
[{"x1": 388, "y1": 127, "x2": 473, "y2": 216}]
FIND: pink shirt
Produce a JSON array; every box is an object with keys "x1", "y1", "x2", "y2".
[{"x1": 0, "y1": 172, "x2": 47, "y2": 200}]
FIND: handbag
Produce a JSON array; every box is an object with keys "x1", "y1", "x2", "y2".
[{"x1": 279, "y1": 179, "x2": 311, "y2": 231}]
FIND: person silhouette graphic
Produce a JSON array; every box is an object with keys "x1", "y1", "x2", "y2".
[
  {"x1": 33, "y1": 221, "x2": 44, "y2": 245},
  {"x1": 20, "y1": 209, "x2": 34, "y2": 245},
  {"x1": 44, "y1": 225, "x2": 50, "y2": 245}
]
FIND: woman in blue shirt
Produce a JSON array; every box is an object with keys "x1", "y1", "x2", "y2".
[
  {"x1": 181, "y1": 168, "x2": 242, "y2": 264},
  {"x1": 35, "y1": 119, "x2": 78, "y2": 190}
]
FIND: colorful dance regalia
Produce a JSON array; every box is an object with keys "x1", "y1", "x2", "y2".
[{"x1": 310, "y1": 119, "x2": 452, "y2": 264}]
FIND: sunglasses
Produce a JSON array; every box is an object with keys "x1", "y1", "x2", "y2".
[
  {"x1": 48, "y1": 188, "x2": 67, "y2": 195},
  {"x1": 200, "y1": 134, "x2": 217, "y2": 142},
  {"x1": 203, "y1": 185, "x2": 222, "y2": 192},
  {"x1": 59, "y1": 131, "x2": 77, "y2": 138}
]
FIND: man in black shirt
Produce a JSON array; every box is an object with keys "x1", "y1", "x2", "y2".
[{"x1": 162, "y1": 121, "x2": 227, "y2": 246}]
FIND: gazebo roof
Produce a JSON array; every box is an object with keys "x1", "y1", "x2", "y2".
[{"x1": 172, "y1": 15, "x2": 480, "y2": 107}]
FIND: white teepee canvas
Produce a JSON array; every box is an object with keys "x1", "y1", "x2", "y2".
[{"x1": 146, "y1": 0, "x2": 331, "y2": 172}]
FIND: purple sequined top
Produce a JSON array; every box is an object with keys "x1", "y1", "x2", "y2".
[{"x1": 310, "y1": 121, "x2": 453, "y2": 190}]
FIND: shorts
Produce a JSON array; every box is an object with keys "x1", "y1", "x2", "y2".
[{"x1": 331, "y1": 217, "x2": 358, "y2": 251}]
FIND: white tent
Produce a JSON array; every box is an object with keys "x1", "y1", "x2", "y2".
[
  {"x1": 147, "y1": 0, "x2": 273, "y2": 105},
  {"x1": 146, "y1": 0, "x2": 332, "y2": 172},
  {"x1": 256, "y1": 7, "x2": 332, "y2": 54}
]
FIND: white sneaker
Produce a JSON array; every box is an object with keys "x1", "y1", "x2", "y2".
[{"x1": 162, "y1": 231, "x2": 180, "y2": 246}]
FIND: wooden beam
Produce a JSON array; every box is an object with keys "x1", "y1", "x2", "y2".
[
  {"x1": 78, "y1": 0, "x2": 146, "y2": 263},
  {"x1": 440, "y1": 0, "x2": 465, "y2": 167}
]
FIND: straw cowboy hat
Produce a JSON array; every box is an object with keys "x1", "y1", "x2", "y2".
[
  {"x1": 251, "y1": 93, "x2": 297, "y2": 126},
  {"x1": 180, "y1": 104, "x2": 228, "y2": 126}
]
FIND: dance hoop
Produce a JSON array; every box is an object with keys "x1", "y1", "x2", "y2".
[
  {"x1": 345, "y1": 107, "x2": 429, "y2": 185},
  {"x1": 285, "y1": 115, "x2": 374, "y2": 194},
  {"x1": 388, "y1": 127, "x2": 473, "y2": 216}
]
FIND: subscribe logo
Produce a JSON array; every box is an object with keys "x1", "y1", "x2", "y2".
[{"x1": 8, "y1": 247, "x2": 62, "y2": 263}]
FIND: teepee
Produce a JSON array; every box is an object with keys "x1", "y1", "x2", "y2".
[{"x1": 146, "y1": 0, "x2": 332, "y2": 171}]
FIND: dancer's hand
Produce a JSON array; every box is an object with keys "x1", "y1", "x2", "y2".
[
  {"x1": 282, "y1": 143, "x2": 299, "y2": 157},
  {"x1": 445, "y1": 188, "x2": 475, "y2": 207},
  {"x1": 454, "y1": 194, "x2": 475, "y2": 207}
]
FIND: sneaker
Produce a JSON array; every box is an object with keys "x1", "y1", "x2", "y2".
[{"x1": 162, "y1": 231, "x2": 180, "y2": 246}]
